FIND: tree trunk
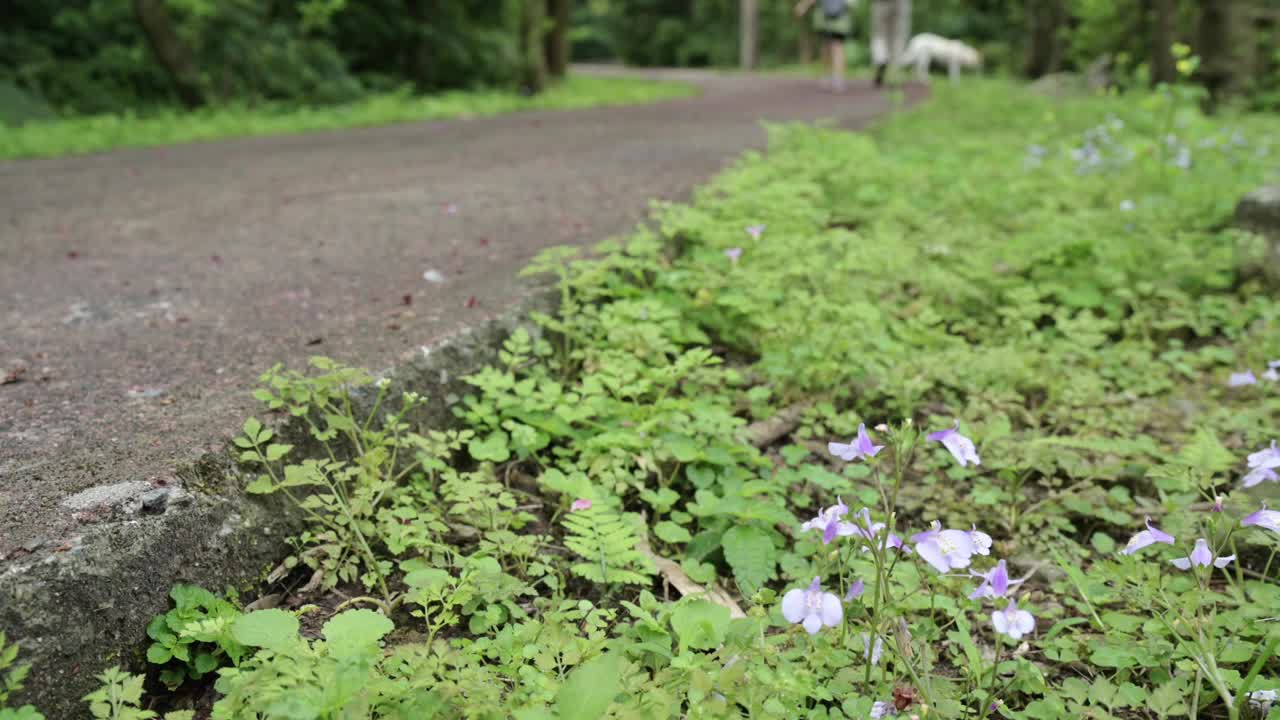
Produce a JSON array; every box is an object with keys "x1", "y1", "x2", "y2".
[
  {"x1": 408, "y1": 0, "x2": 432, "y2": 91},
  {"x1": 1149, "y1": 0, "x2": 1177, "y2": 85},
  {"x1": 739, "y1": 0, "x2": 759, "y2": 70},
  {"x1": 1197, "y1": 0, "x2": 1232, "y2": 112},
  {"x1": 797, "y1": 10, "x2": 814, "y2": 64},
  {"x1": 544, "y1": 0, "x2": 571, "y2": 78},
  {"x1": 521, "y1": 0, "x2": 548, "y2": 94},
  {"x1": 1023, "y1": 0, "x2": 1066, "y2": 78},
  {"x1": 132, "y1": 0, "x2": 206, "y2": 108}
]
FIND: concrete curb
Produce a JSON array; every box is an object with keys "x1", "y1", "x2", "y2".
[{"x1": 0, "y1": 281, "x2": 557, "y2": 718}]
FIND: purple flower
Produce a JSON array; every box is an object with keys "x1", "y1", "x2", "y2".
[
  {"x1": 1120, "y1": 517, "x2": 1175, "y2": 555},
  {"x1": 745, "y1": 224, "x2": 765, "y2": 240},
  {"x1": 781, "y1": 577, "x2": 843, "y2": 635},
  {"x1": 724, "y1": 247, "x2": 743, "y2": 264},
  {"x1": 1244, "y1": 442, "x2": 1280, "y2": 488},
  {"x1": 927, "y1": 421, "x2": 981, "y2": 467},
  {"x1": 849, "y1": 507, "x2": 909, "y2": 553},
  {"x1": 991, "y1": 599, "x2": 1035, "y2": 640},
  {"x1": 968, "y1": 525, "x2": 993, "y2": 556},
  {"x1": 862, "y1": 633, "x2": 884, "y2": 665},
  {"x1": 828, "y1": 424, "x2": 884, "y2": 462},
  {"x1": 870, "y1": 700, "x2": 898, "y2": 719},
  {"x1": 1229, "y1": 370, "x2": 1258, "y2": 387},
  {"x1": 912, "y1": 521, "x2": 978, "y2": 572},
  {"x1": 1211, "y1": 495, "x2": 1224, "y2": 513},
  {"x1": 969, "y1": 559, "x2": 1021, "y2": 600},
  {"x1": 1248, "y1": 441, "x2": 1280, "y2": 470},
  {"x1": 844, "y1": 579, "x2": 865, "y2": 602},
  {"x1": 1170, "y1": 538, "x2": 1234, "y2": 570},
  {"x1": 800, "y1": 497, "x2": 857, "y2": 545},
  {"x1": 1243, "y1": 505, "x2": 1280, "y2": 533},
  {"x1": 1263, "y1": 360, "x2": 1280, "y2": 382},
  {"x1": 1244, "y1": 467, "x2": 1280, "y2": 488},
  {"x1": 570, "y1": 498, "x2": 592, "y2": 511}
]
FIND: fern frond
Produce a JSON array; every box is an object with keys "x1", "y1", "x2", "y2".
[{"x1": 561, "y1": 504, "x2": 655, "y2": 585}]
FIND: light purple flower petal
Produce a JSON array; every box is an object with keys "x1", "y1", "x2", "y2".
[
  {"x1": 992, "y1": 599, "x2": 1035, "y2": 639},
  {"x1": 1171, "y1": 538, "x2": 1232, "y2": 570},
  {"x1": 802, "y1": 613, "x2": 823, "y2": 635},
  {"x1": 724, "y1": 247, "x2": 743, "y2": 264},
  {"x1": 1120, "y1": 517, "x2": 1175, "y2": 555},
  {"x1": 1242, "y1": 466, "x2": 1278, "y2": 488},
  {"x1": 827, "y1": 441, "x2": 858, "y2": 461},
  {"x1": 870, "y1": 700, "x2": 897, "y2": 719},
  {"x1": 1189, "y1": 538, "x2": 1213, "y2": 567},
  {"x1": 916, "y1": 541, "x2": 950, "y2": 573},
  {"x1": 1229, "y1": 370, "x2": 1258, "y2": 387},
  {"x1": 1248, "y1": 441, "x2": 1280, "y2": 470},
  {"x1": 781, "y1": 588, "x2": 806, "y2": 623},
  {"x1": 862, "y1": 633, "x2": 884, "y2": 665},
  {"x1": 745, "y1": 224, "x2": 766, "y2": 240},
  {"x1": 970, "y1": 559, "x2": 1016, "y2": 600},
  {"x1": 819, "y1": 593, "x2": 843, "y2": 627},
  {"x1": 844, "y1": 579, "x2": 865, "y2": 602},
  {"x1": 1242, "y1": 506, "x2": 1280, "y2": 532},
  {"x1": 570, "y1": 498, "x2": 592, "y2": 511},
  {"x1": 782, "y1": 577, "x2": 841, "y2": 635},
  {"x1": 855, "y1": 423, "x2": 885, "y2": 458},
  {"x1": 914, "y1": 527, "x2": 975, "y2": 572},
  {"x1": 968, "y1": 525, "x2": 993, "y2": 555},
  {"x1": 929, "y1": 421, "x2": 980, "y2": 467}
]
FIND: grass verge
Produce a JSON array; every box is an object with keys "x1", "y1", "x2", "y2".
[{"x1": 0, "y1": 75, "x2": 698, "y2": 161}]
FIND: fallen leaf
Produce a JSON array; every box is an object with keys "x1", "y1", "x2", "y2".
[
  {"x1": 638, "y1": 525, "x2": 745, "y2": 618},
  {"x1": 2, "y1": 366, "x2": 26, "y2": 385}
]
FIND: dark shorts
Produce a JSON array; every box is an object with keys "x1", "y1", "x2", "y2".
[{"x1": 819, "y1": 30, "x2": 849, "y2": 41}]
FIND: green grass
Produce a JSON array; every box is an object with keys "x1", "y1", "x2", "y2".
[{"x1": 0, "y1": 75, "x2": 698, "y2": 161}]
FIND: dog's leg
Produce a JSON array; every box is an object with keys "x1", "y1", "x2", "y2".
[
  {"x1": 949, "y1": 56, "x2": 960, "y2": 81},
  {"x1": 916, "y1": 51, "x2": 929, "y2": 82}
]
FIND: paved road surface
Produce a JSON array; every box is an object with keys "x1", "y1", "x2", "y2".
[{"x1": 0, "y1": 68, "x2": 918, "y2": 558}]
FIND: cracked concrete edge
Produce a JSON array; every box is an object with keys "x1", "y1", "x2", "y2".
[
  {"x1": 1235, "y1": 185, "x2": 1280, "y2": 287},
  {"x1": 0, "y1": 279, "x2": 559, "y2": 719}
]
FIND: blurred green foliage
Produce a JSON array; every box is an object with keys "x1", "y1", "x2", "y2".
[{"x1": 0, "y1": 0, "x2": 528, "y2": 118}]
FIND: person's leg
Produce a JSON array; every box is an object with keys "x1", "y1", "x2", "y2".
[
  {"x1": 830, "y1": 39, "x2": 846, "y2": 92},
  {"x1": 892, "y1": 0, "x2": 912, "y2": 66},
  {"x1": 819, "y1": 36, "x2": 832, "y2": 87},
  {"x1": 871, "y1": 1, "x2": 890, "y2": 87}
]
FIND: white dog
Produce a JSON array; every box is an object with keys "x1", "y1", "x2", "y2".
[{"x1": 898, "y1": 33, "x2": 982, "y2": 82}]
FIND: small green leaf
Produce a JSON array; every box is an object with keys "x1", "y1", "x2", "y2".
[
  {"x1": 670, "y1": 599, "x2": 731, "y2": 650},
  {"x1": 653, "y1": 521, "x2": 692, "y2": 544},
  {"x1": 720, "y1": 525, "x2": 776, "y2": 593},
  {"x1": 468, "y1": 430, "x2": 511, "y2": 463},
  {"x1": 264, "y1": 443, "x2": 292, "y2": 462},
  {"x1": 230, "y1": 610, "x2": 298, "y2": 651},
  {"x1": 322, "y1": 609, "x2": 394, "y2": 658},
  {"x1": 555, "y1": 652, "x2": 625, "y2": 720},
  {"x1": 145, "y1": 644, "x2": 172, "y2": 665}
]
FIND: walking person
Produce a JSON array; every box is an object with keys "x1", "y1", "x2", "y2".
[
  {"x1": 794, "y1": 0, "x2": 857, "y2": 93},
  {"x1": 870, "y1": 0, "x2": 911, "y2": 87}
]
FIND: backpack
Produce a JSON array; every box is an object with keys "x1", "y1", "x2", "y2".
[{"x1": 821, "y1": 0, "x2": 846, "y2": 19}]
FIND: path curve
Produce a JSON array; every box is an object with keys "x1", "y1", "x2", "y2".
[{"x1": 0, "y1": 67, "x2": 919, "y2": 557}]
